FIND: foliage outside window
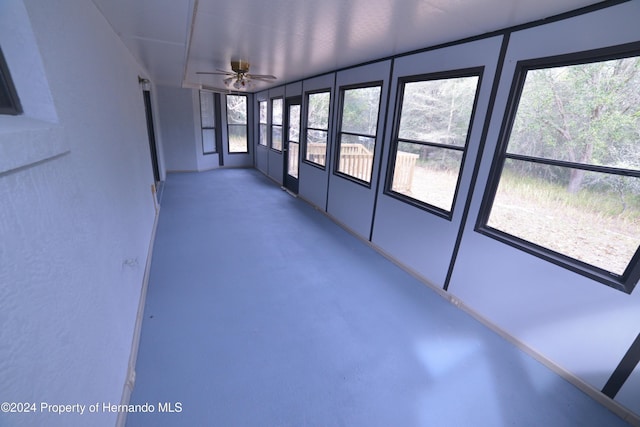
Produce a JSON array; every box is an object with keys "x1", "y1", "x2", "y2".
[
  {"x1": 271, "y1": 98, "x2": 283, "y2": 151},
  {"x1": 259, "y1": 100, "x2": 267, "y2": 146},
  {"x1": 199, "y1": 91, "x2": 216, "y2": 154},
  {"x1": 482, "y1": 52, "x2": 640, "y2": 292},
  {"x1": 305, "y1": 91, "x2": 331, "y2": 167},
  {"x1": 336, "y1": 85, "x2": 382, "y2": 184},
  {"x1": 226, "y1": 94, "x2": 248, "y2": 153},
  {"x1": 287, "y1": 104, "x2": 301, "y2": 178},
  {"x1": 387, "y1": 72, "x2": 480, "y2": 215}
]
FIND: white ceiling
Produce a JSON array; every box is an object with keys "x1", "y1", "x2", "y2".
[{"x1": 93, "y1": 0, "x2": 605, "y2": 93}]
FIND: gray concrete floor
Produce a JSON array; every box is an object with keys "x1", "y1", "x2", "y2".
[{"x1": 127, "y1": 168, "x2": 629, "y2": 426}]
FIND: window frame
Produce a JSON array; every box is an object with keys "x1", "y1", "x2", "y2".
[
  {"x1": 0, "y1": 47, "x2": 22, "y2": 116},
  {"x1": 226, "y1": 93, "x2": 249, "y2": 154},
  {"x1": 199, "y1": 90, "x2": 217, "y2": 155},
  {"x1": 384, "y1": 67, "x2": 483, "y2": 220},
  {"x1": 477, "y1": 43, "x2": 640, "y2": 294},
  {"x1": 258, "y1": 100, "x2": 268, "y2": 147},
  {"x1": 333, "y1": 81, "x2": 383, "y2": 187},
  {"x1": 302, "y1": 89, "x2": 332, "y2": 170},
  {"x1": 270, "y1": 97, "x2": 284, "y2": 152}
]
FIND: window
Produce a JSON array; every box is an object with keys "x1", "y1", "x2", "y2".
[
  {"x1": 480, "y1": 49, "x2": 640, "y2": 292},
  {"x1": 259, "y1": 100, "x2": 267, "y2": 146},
  {"x1": 304, "y1": 91, "x2": 331, "y2": 167},
  {"x1": 199, "y1": 91, "x2": 216, "y2": 154},
  {"x1": 386, "y1": 71, "x2": 480, "y2": 217},
  {"x1": 271, "y1": 98, "x2": 283, "y2": 151},
  {"x1": 226, "y1": 94, "x2": 248, "y2": 153},
  {"x1": 0, "y1": 47, "x2": 21, "y2": 115},
  {"x1": 335, "y1": 84, "x2": 382, "y2": 184},
  {"x1": 287, "y1": 103, "x2": 301, "y2": 179}
]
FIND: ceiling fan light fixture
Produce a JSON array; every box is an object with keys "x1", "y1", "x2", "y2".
[{"x1": 197, "y1": 59, "x2": 275, "y2": 91}]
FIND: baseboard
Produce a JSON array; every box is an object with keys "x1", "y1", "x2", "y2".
[{"x1": 115, "y1": 207, "x2": 160, "y2": 427}]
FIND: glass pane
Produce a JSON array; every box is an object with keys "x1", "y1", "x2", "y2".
[
  {"x1": 308, "y1": 92, "x2": 330, "y2": 129},
  {"x1": 289, "y1": 105, "x2": 300, "y2": 142},
  {"x1": 288, "y1": 142, "x2": 299, "y2": 178},
  {"x1": 259, "y1": 124, "x2": 267, "y2": 146},
  {"x1": 272, "y1": 98, "x2": 283, "y2": 125},
  {"x1": 341, "y1": 86, "x2": 381, "y2": 135},
  {"x1": 306, "y1": 129, "x2": 327, "y2": 166},
  {"x1": 488, "y1": 158, "x2": 640, "y2": 275},
  {"x1": 391, "y1": 142, "x2": 463, "y2": 212},
  {"x1": 226, "y1": 95, "x2": 247, "y2": 125},
  {"x1": 202, "y1": 129, "x2": 216, "y2": 154},
  {"x1": 398, "y1": 76, "x2": 479, "y2": 147},
  {"x1": 337, "y1": 133, "x2": 375, "y2": 182},
  {"x1": 508, "y1": 56, "x2": 640, "y2": 170},
  {"x1": 272, "y1": 125, "x2": 282, "y2": 151},
  {"x1": 259, "y1": 101, "x2": 267, "y2": 124},
  {"x1": 228, "y1": 125, "x2": 247, "y2": 153},
  {"x1": 200, "y1": 91, "x2": 215, "y2": 128}
]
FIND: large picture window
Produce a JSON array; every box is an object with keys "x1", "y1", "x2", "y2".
[
  {"x1": 304, "y1": 91, "x2": 331, "y2": 167},
  {"x1": 259, "y1": 100, "x2": 267, "y2": 146},
  {"x1": 480, "y1": 49, "x2": 640, "y2": 292},
  {"x1": 386, "y1": 70, "x2": 481, "y2": 216},
  {"x1": 226, "y1": 94, "x2": 248, "y2": 153},
  {"x1": 199, "y1": 91, "x2": 216, "y2": 154},
  {"x1": 271, "y1": 98, "x2": 283, "y2": 151},
  {"x1": 335, "y1": 84, "x2": 382, "y2": 184}
]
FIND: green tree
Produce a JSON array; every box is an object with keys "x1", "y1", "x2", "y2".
[{"x1": 510, "y1": 56, "x2": 640, "y2": 193}]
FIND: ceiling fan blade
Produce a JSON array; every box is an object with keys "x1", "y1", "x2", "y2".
[
  {"x1": 248, "y1": 76, "x2": 277, "y2": 83},
  {"x1": 196, "y1": 70, "x2": 235, "y2": 76},
  {"x1": 246, "y1": 73, "x2": 276, "y2": 80}
]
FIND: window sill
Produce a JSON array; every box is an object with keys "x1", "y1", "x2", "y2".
[{"x1": 0, "y1": 116, "x2": 69, "y2": 175}]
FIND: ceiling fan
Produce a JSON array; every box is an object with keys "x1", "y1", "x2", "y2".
[{"x1": 197, "y1": 59, "x2": 276, "y2": 90}]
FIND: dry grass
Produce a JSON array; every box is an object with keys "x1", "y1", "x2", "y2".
[
  {"x1": 397, "y1": 166, "x2": 639, "y2": 275},
  {"x1": 229, "y1": 136, "x2": 248, "y2": 153},
  {"x1": 488, "y1": 172, "x2": 639, "y2": 275},
  {"x1": 396, "y1": 165, "x2": 459, "y2": 211}
]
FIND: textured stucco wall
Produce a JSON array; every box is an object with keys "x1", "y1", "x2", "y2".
[
  {"x1": 156, "y1": 86, "x2": 198, "y2": 172},
  {"x1": 0, "y1": 1, "x2": 156, "y2": 426}
]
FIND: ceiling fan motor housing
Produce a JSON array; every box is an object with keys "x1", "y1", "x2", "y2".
[{"x1": 231, "y1": 59, "x2": 250, "y2": 74}]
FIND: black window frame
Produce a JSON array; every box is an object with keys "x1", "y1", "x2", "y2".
[
  {"x1": 302, "y1": 89, "x2": 332, "y2": 170},
  {"x1": 199, "y1": 90, "x2": 218, "y2": 155},
  {"x1": 384, "y1": 67, "x2": 483, "y2": 220},
  {"x1": 226, "y1": 93, "x2": 249, "y2": 154},
  {"x1": 258, "y1": 100, "x2": 268, "y2": 147},
  {"x1": 270, "y1": 97, "x2": 284, "y2": 152},
  {"x1": 333, "y1": 81, "x2": 383, "y2": 188},
  {"x1": 0, "y1": 47, "x2": 22, "y2": 116},
  {"x1": 476, "y1": 42, "x2": 640, "y2": 294}
]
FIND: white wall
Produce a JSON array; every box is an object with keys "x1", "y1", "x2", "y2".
[
  {"x1": 157, "y1": 87, "x2": 254, "y2": 172},
  {"x1": 157, "y1": 86, "x2": 199, "y2": 172},
  {"x1": 326, "y1": 60, "x2": 391, "y2": 240},
  {"x1": 0, "y1": 0, "x2": 157, "y2": 426},
  {"x1": 298, "y1": 73, "x2": 335, "y2": 210},
  {"x1": 372, "y1": 36, "x2": 503, "y2": 287}
]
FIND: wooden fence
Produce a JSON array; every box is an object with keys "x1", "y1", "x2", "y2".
[
  {"x1": 392, "y1": 151, "x2": 419, "y2": 192},
  {"x1": 290, "y1": 142, "x2": 418, "y2": 190}
]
